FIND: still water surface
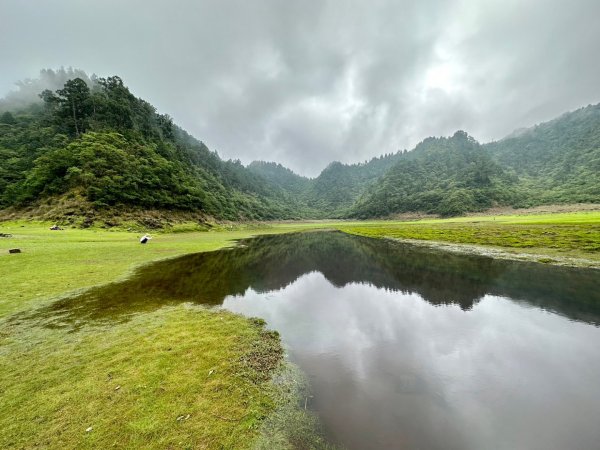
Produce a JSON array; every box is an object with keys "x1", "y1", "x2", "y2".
[{"x1": 32, "y1": 232, "x2": 600, "y2": 449}]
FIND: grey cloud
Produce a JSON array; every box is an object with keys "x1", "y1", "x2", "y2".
[{"x1": 1, "y1": 0, "x2": 599, "y2": 176}]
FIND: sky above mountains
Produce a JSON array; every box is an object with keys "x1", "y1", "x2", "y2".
[{"x1": 1, "y1": 0, "x2": 599, "y2": 176}]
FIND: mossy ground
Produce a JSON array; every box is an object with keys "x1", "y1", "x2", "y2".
[
  {"x1": 1, "y1": 307, "x2": 283, "y2": 449},
  {"x1": 0, "y1": 221, "x2": 320, "y2": 317}
]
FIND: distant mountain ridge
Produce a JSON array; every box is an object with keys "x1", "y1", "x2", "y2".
[
  {"x1": 248, "y1": 152, "x2": 404, "y2": 216},
  {"x1": 0, "y1": 70, "x2": 598, "y2": 223},
  {"x1": 348, "y1": 131, "x2": 515, "y2": 217},
  {"x1": 485, "y1": 104, "x2": 600, "y2": 205},
  {"x1": 251, "y1": 104, "x2": 600, "y2": 217}
]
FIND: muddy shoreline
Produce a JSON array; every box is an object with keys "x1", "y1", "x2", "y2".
[{"x1": 384, "y1": 236, "x2": 600, "y2": 269}]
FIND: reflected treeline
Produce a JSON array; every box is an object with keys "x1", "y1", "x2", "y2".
[{"x1": 20, "y1": 231, "x2": 600, "y2": 328}]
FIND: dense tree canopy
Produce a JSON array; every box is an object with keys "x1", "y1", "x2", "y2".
[
  {"x1": 349, "y1": 131, "x2": 517, "y2": 217},
  {"x1": 0, "y1": 75, "x2": 303, "y2": 220},
  {"x1": 486, "y1": 104, "x2": 600, "y2": 206}
]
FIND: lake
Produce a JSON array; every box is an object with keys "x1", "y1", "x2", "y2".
[{"x1": 30, "y1": 231, "x2": 600, "y2": 449}]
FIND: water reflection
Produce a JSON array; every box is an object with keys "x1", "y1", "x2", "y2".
[
  {"x1": 224, "y1": 275, "x2": 600, "y2": 450},
  {"x1": 18, "y1": 231, "x2": 600, "y2": 449},
  {"x1": 23, "y1": 231, "x2": 600, "y2": 328}
]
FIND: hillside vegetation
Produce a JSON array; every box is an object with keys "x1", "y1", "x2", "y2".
[
  {"x1": 486, "y1": 104, "x2": 600, "y2": 205},
  {"x1": 347, "y1": 105, "x2": 600, "y2": 217},
  {"x1": 0, "y1": 74, "x2": 303, "y2": 222},
  {"x1": 349, "y1": 131, "x2": 516, "y2": 217},
  {"x1": 0, "y1": 70, "x2": 599, "y2": 222},
  {"x1": 250, "y1": 107, "x2": 600, "y2": 219},
  {"x1": 248, "y1": 153, "x2": 403, "y2": 217}
]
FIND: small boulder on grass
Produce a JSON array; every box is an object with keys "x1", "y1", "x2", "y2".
[{"x1": 8, "y1": 248, "x2": 21, "y2": 254}]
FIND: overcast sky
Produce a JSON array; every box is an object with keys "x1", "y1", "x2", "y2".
[{"x1": 1, "y1": 0, "x2": 599, "y2": 176}]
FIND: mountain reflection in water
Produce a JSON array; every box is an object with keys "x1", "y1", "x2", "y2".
[
  {"x1": 28, "y1": 231, "x2": 600, "y2": 328},
  {"x1": 21, "y1": 231, "x2": 600, "y2": 449}
]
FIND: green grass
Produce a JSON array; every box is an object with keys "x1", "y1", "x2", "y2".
[
  {"x1": 0, "y1": 221, "x2": 332, "y2": 450},
  {"x1": 337, "y1": 211, "x2": 600, "y2": 261},
  {"x1": 0, "y1": 221, "x2": 327, "y2": 317},
  {"x1": 1, "y1": 307, "x2": 282, "y2": 449},
  {"x1": 1, "y1": 211, "x2": 598, "y2": 449}
]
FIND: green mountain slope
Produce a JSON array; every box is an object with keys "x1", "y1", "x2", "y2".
[
  {"x1": 349, "y1": 131, "x2": 516, "y2": 217},
  {"x1": 1, "y1": 70, "x2": 598, "y2": 222},
  {"x1": 249, "y1": 153, "x2": 403, "y2": 217},
  {"x1": 349, "y1": 106, "x2": 600, "y2": 218},
  {"x1": 246, "y1": 161, "x2": 311, "y2": 196},
  {"x1": 0, "y1": 75, "x2": 303, "y2": 221},
  {"x1": 305, "y1": 153, "x2": 403, "y2": 215},
  {"x1": 486, "y1": 104, "x2": 600, "y2": 205}
]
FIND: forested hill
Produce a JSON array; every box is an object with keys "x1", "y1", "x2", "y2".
[
  {"x1": 349, "y1": 131, "x2": 516, "y2": 217},
  {"x1": 349, "y1": 105, "x2": 600, "y2": 217},
  {"x1": 304, "y1": 153, "x2": 403, "y2": 215},
  {"x1": 0, "y1": 71, "x2": 598, "y2": 223},
  {"x1": 485, "y1": 104, "x2": 600, "y2": 205},
  {"x1": 248, "y1": 153, "x2": 404, "y2": 216},
  {"x1": 0, "y1": 74, "x2": 306, "y2": 221},
  {"x1": 248, "y1": 104, "x2": 600, "y2": 218},
  {"x1": 246, "y1": 161, "x2": 311, "y2": 196}
]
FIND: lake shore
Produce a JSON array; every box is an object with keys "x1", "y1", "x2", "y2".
[
  {"x1": 380, "y1": 237, "x2": 600, "y2": 269},
  {"x1": 0, "y1": 222, "x2": 331, "y2": 449},
  {"x1": 1, "y1": 211, "x2": 598, "y2": 448},
  {"x1": 337, "y1": 210, "x2": 600, "y2": 269}
]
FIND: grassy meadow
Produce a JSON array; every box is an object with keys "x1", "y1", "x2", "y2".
[
  {"x1": 0, "y1": 210, "x2": 598, "y2": 449},
  {"x1": 338, "y1": 211, "x2": 600, "y2": 265}
]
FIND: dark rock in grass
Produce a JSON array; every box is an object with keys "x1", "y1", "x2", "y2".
[{"x1": 9, "y1": 248, "x2": 21, "y2": 254}]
